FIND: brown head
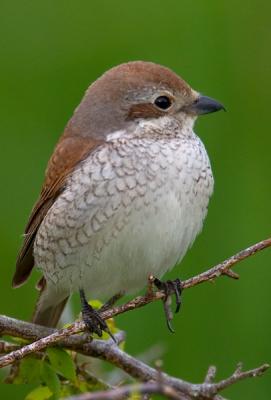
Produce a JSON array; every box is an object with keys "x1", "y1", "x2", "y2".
[{"x1": 67, "y1": 61, "x2": 224, "y2": 139}]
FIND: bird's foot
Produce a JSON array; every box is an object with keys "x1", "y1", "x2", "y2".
[
  {"x1": 153, "y1": 277, "x2": 183, "y2": 333},
  {"x1": 79, "y1": 289, "x2": 116, "y2": 342}
]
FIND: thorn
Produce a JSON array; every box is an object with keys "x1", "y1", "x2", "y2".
[
  {"x1": 235, "y1": 362, "x2": 243, "y2": 374},
  {"x1": 146, "y1": 275, "x2": 155, "y2": 296},
  {"x1": 222, "y1": 270, "x2": 239, "y2": 280},
  {"x1": 205, "y1": 365, "x2": 217, "y2": 383}
]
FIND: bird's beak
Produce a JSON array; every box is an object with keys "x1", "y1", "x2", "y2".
[{"x1": 185, "y1": 95, "x2": 225, "y2": 115}]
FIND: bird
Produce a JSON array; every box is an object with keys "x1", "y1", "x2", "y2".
[{"x1": 12, "y1": 61, "x2": 223, "y2": 335}]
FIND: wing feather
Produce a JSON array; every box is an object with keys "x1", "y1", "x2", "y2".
[{"x1": 13, "y1": 133, "x2": 101, "y2": 287}]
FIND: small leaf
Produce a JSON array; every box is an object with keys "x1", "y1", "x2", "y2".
[
  {"x1": 76, "y1": 379, "x2": 89, "y2": 393},
  {"x1": 40, "y1": 361, "x2": 60, "y2": 395},
  {"x1": 25, "y1": 385, "x2": 52, "y2": 400},
  {"x1": 119, "y1": 339, "x2": 126, "y2": 351},
  {"x1": 128, "y1": 391, "x2": 141, "y2": 400},
  {"x1": 59, "y1": 383, "x2": 81, "y2": 398},
  {"x1": 46, "y1": 347, "x2": 76, "y2": 381},
  {"x1": 89, "y1": 299, "x2": 103, "y2": 309},
  {"x1": 14, "y1": 356, "x2": 42, "y2": 384},
  {"x1": 6, "y1": 335, "x2": 29, "y2": 345}
]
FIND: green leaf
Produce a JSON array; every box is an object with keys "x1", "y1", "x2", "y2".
[
  {"x1": 25, "y1": 385, "x2": 52, "y2": 400},
  {"x1": 128, "y1": 391, "x2": 141, "y2": 400},
  {"x1": 6, "y1": 335, "x2": 29, "y2": 345},
  {"x1": 40, "y1": 361, "x2": 60, "y2": 396},
  {"x1": 46, "y1": 347, "x2": 76, "y2": 381},
  {"x1": 58, "y1": 384, "x2": 80, "y2": 398},
  {"x1": 88, "y1": 299, "x2": 103, "y2": 309},
  {"x1": 14, "y1": 357, "x2": 42, "y2": 384}
]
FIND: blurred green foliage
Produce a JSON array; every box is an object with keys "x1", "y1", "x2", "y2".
[{"x1": 0, "y1": 0, "x2": 271, "y2": 398}]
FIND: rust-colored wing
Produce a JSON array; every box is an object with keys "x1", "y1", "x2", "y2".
[{"x1": 12, "y1": 133, "x2": 101, "y2": 287}]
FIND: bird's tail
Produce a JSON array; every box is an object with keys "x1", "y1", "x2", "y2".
[{"x1": 32, "y1": 281, "x2": 69, "y2": 328}]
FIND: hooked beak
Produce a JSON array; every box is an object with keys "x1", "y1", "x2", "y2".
[{"x1": 185, "y1": 95, "x2": 225, "y2": 115}]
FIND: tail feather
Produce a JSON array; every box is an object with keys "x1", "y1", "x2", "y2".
[{"x1": 32, "y1": 286, "x2": 69, "y2": 328}]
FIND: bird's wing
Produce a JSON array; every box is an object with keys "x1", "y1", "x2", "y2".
[{"x1": 12, "y1": 133, "x2": 101, "y2": 287}]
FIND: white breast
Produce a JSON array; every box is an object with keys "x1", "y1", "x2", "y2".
[{"x1": 34, "y1": 130, "x2": 213, "y2": 302}]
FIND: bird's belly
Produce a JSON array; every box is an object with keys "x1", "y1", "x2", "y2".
[
  {"x1": 80, "y1": 189, "x2": 205, "y2": 299},
  {"x1": 36, "y1": 184, "x2": 209, "y2": 300},
  {"x1": 34, "y1": 136, "x2": 213, "y2": 300}
]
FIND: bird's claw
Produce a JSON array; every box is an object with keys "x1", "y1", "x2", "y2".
[
  {"x1": 79, "y1": 289, "x2": 116, "y2": 342},
  {"x1": 153, "y1": 278, "x2": 183, "y2": 333}
]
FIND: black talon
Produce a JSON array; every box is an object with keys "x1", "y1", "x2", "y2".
[
  {"x1": 163, "y1": 295, "x2": 174, "y2": 333},
  {"x1": 173, "y1": 278, "x2": 182, "y2": 314},
  {"x1": 153, "y1": 277, "x2": 164, "y2": 291},
  {"x1": 79, "y1": 289, "x2": 116, "y2": 343},
  {"x1": 153, "y1": 278, "x2": 183, "y2": 333}
]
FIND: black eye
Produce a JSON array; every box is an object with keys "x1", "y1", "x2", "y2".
[{"x1": 154, "y1": 95, "x2": 172, "y2": 110}]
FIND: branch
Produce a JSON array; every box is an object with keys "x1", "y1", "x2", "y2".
[
  {"x1": 0, "y1": 320, "x2": 269, "y2": 399},
  {"x1": 182, "y1": 237, "x2": 271, "y2": 288},
  {"x1": 65, "y1": 381, "x2": 183, "y2": 400},
  {"x1": 1, "y1": 237, "x2": 271, "y2": 369},
  {"x1": 1, "y1": 237, "x2": 270, "y2": 369},
  {"x1": 0, "y1": 340, "x2": 20, "y2": 354},
  {"x1": 77, "y1": 338, "x2": 269, "y2": 398},
  {"x1": 57, "y1": 362, "x2": 270, "y2": 400},
  {"x1": 211, "y1": 362, "x2": 268, "y2": 392},
  {"x1": 0, "y1": 317, "x2": 126, "y2": 360}
]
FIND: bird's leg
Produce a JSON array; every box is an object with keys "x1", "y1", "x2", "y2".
[
  {"x1": 79, "y1": 289, "x2": 116, "y2": 342},
  {"x1": 99, "y1": 291, "x2": 125, "y2": 312},
  {"x1": 153, "y1": 278, "x2": 183, "y2": 333}
]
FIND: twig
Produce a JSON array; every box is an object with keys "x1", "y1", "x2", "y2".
[
  {"x1": 54, "y1": 362, "x2": 270, "y2": 400},
  {"x1": 65, "y1": 381, "x2": 183, "y2": 400},
  {"x1": 0, "y1": 320, "x2": 126, "y2": 361},
  {"x1": 0, "y1": 340, "x2": 20, "y2": 354},
  {"x1": 182, "y1": 238, "x2": 271, "y2": 289},
  {"x1": 0, "y1": 320, "x2": 85, "y2": 367},
  {"x1": 211, "y1": 362, "x2": 269, "y2": 393},
  {"x1": 204, "y1": 365, "x2": 217, "y2": 384},
  {"x1": 80, "y1": 338, "x2": 269, "y2": 397}
]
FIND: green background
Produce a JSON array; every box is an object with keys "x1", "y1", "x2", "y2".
[{"x1": 0, "y1": 0, "x2": 271, "y2": 398}]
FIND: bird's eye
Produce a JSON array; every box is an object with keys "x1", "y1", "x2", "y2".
[{"x1": 154, "y1": 95, "x2": 172, "y2": 110}]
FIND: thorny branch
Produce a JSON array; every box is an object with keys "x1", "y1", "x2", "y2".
[
  {"x1": 1, "y1": 237, "x2": 270, "y2": 367},
  {"x1": 65, "y1": 362, "x2": 269, "y2": 400},
  {"x1": 0, "y1": 238, "x2": 270, "y2": 398},
  {"x1": 0, "y1": 318, "x2": 269, "y2": 400}
]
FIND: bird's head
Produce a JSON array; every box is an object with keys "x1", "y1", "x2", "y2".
[{"x1": 68, "y1": 61, "x2": 224, "y2": 139}]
